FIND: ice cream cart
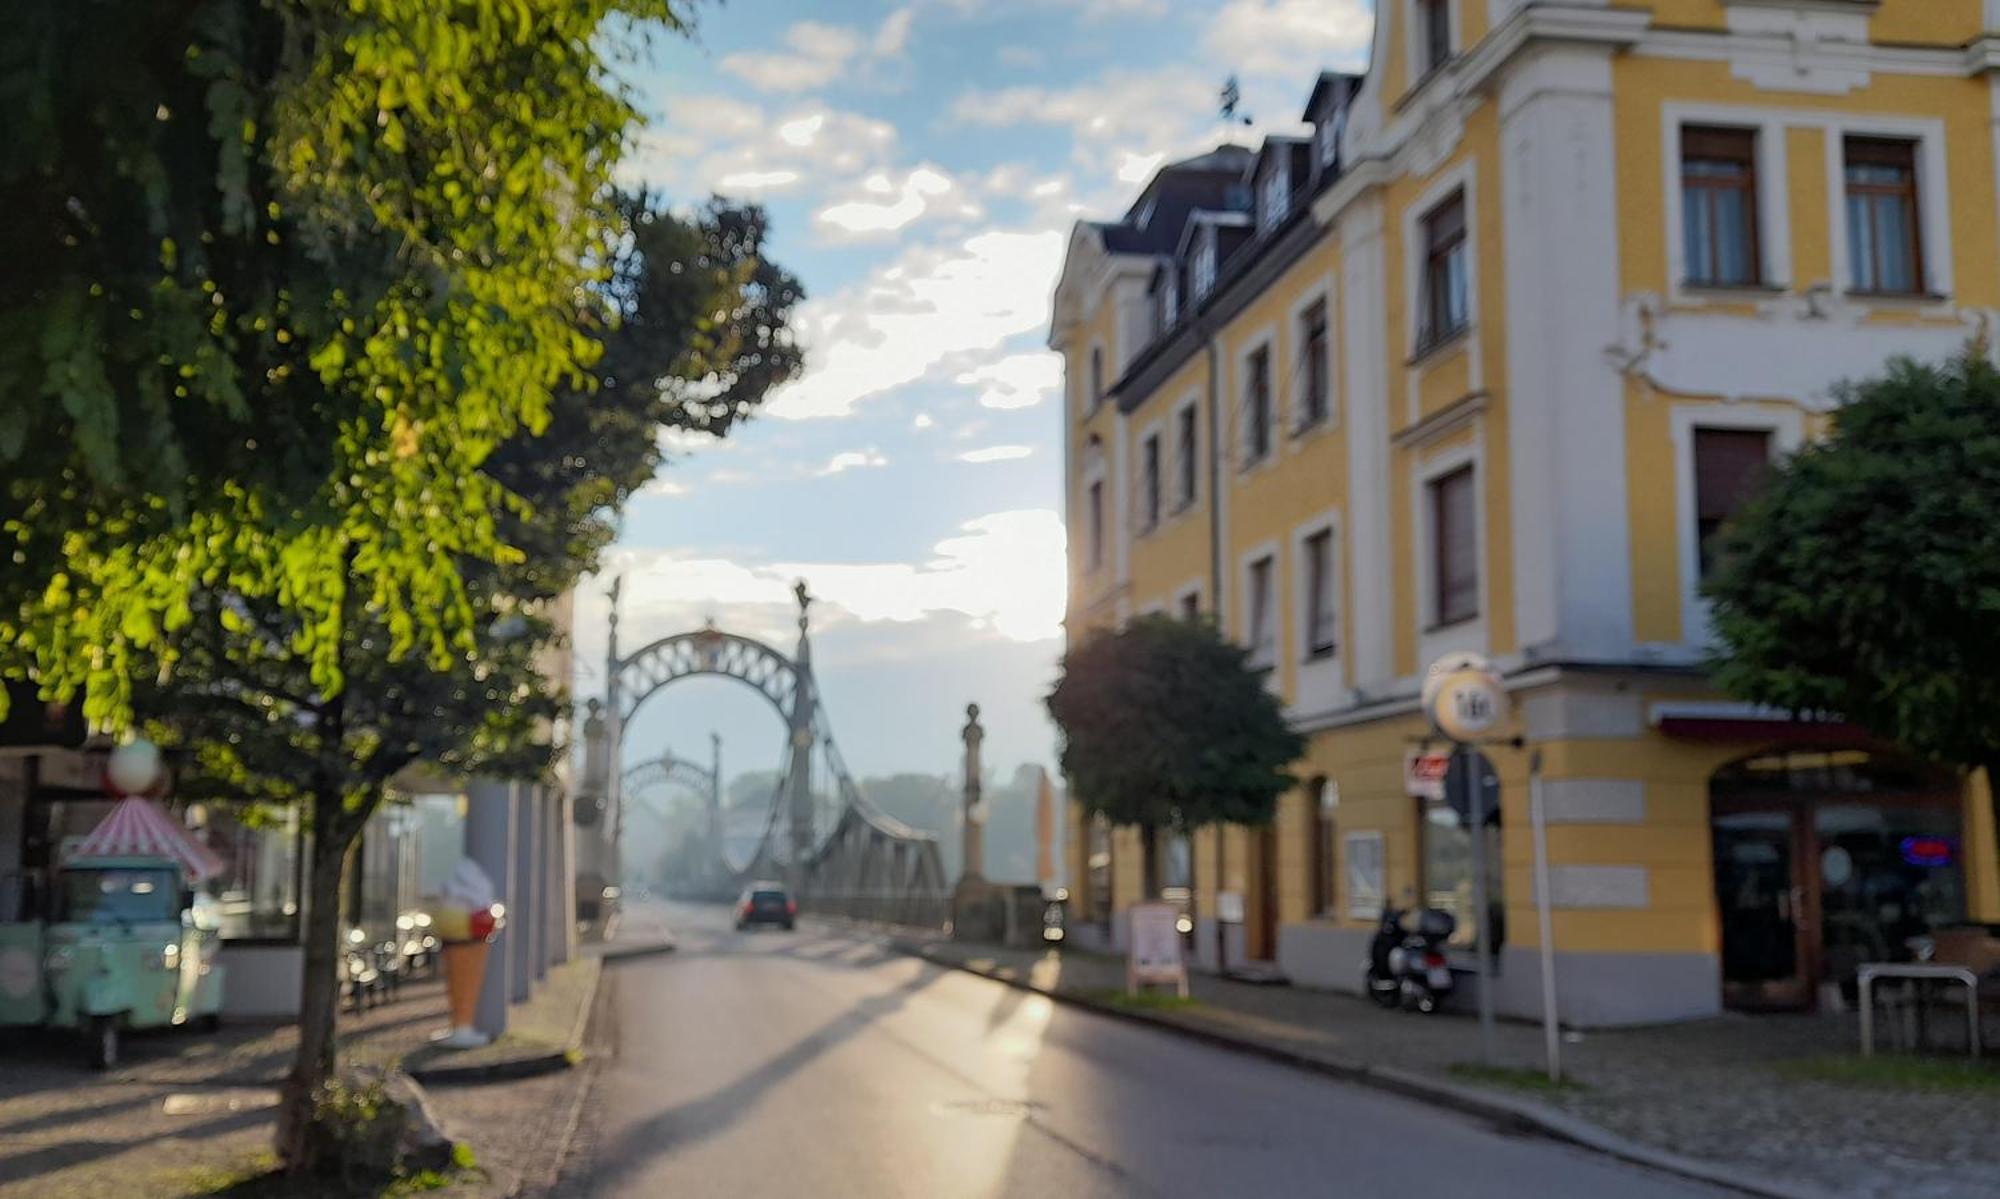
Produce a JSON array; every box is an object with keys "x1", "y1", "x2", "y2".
[{"x1": 0, "y1": 792, "x2": 227, "y2": 1068}]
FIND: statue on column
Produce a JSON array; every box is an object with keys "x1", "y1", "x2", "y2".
[
  {"x1": 961, "y1": 703, "x2": 985, "y2": 882},
  {"x1": 952, "y1": 703, "x2": 994, "y2": 941}
]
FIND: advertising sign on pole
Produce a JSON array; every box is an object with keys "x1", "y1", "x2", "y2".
[
  {"x1": 1422, "y1": 652, "x2": 1510, "y2": 1069},
  {"x1": 1404, "y1": 750, "x2": 1450, "y2": 801},
  {"x1": 1127, "y1": 901, "x2": 1189, "y2": 998}
]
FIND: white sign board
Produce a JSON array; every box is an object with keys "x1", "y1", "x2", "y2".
[
  {"x1": 1214, "y1": 890, "x2": 1245, "y2": 925},
  {"x1": 1405, "y1": 751, "x2": 1450, "y2": 800},
  {"x1": 1127, "y1": 901, "x2": 1189, "y2": 997}
]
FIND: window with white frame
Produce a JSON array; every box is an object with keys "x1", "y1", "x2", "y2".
[
  {"x1": 1296, "y1": 297, "x2": 1331, "y2": 431},
  {"x1": 1242, "y1": 344, "x2": 1273, "y2": 466},
  {"x1": 1418, "y1": 191, "x2": 1469, "y2": 351},
  {"x1": 1692, "y1": 427, "x2": 1771, "y2": 580},
  {"x1": 1247, "y1": 553, "x2": 1277, "y2": 666},
  {"x1": 1317, "y1": 106, "x2": 1342, "y2": 169},
  {"x1": 1428, "y1": 464, "x2": 1478, "y2": 628},
  {"x1": 1180, "y1": 589, "x2": 1201, "y2": 621},
  {"x1": 1139, "y1": 432, "x2": 1162, "y2": 532},
  {"x1": 1260, "y1": 163, "x2": 1290, "y2": 230},
  {"x1": 1174, "y1": 400, "x2": 1199, "y2": 510},
  {"x1": 1302, "y1": 527, "x2": 1336, "y2": 660},
  {"x1": 1163, "y1": 272, "x2": 1180, "y2": 327},
  {"x1": 1844, "y1": 136, "x2": 1924, "y2": 295},
  {"x1": 1192, "y1": 235, "x2": 1217, "y2": 300},
  {"x1": 1680, "y1": 126, "x2": 1761, "y2": 287},
  {"x1": 1345, "y1": 830, "x2": 1385, "y2": 919},
  {"x1": 1417, "y1": 0, "x2": 1451, "y2": 77},
  {"x1": 1089, "y1": 345, "x2": 1105, "y2": 410}
]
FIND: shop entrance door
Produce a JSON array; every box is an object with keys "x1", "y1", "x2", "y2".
[{"x1": 1713, "y1": 810, "x2": 1814, "y2": 1010}]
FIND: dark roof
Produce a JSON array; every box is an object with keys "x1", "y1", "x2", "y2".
[
  {"x1": 1172, "y1": 209, "x2": 1251, "y2": 260},
  {"x1": 1092, "y1": 145, "x2": 1254, "y2": 255},
  {"x1": 1302, "y1": 71, "x2": 1363, "y2": 120}
]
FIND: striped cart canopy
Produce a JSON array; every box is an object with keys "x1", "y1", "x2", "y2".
[{"x1": 70, "y1": 797, "x2": 225, "y2": 881}]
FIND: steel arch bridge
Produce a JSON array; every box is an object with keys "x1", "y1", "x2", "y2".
[{"x1": 595, "y1": 582, "x2": 948, "y2": 927}]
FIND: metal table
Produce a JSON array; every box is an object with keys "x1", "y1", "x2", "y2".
[{"x1": 1858, "y1": 963, "x2": 1981, "y2": 1058}]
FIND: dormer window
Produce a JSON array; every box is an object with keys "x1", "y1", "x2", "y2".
[
  {"x1": 1163, "y1": 272, "x2": 1180, "y2": 326},
  {"x1": 1260, "y1": 164, "x2": 1290, "y2": 230},
  {"x1": 1319, "y1": 103, "x2": 1347, "y2": 171},
  {"x1": 1192, "y1": 235, "x2": 1216, "y2": 300}
]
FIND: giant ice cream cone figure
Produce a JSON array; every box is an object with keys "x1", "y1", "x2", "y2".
[{"x1": 430, "y1": 860, "x2": 505, "y2": 1049}]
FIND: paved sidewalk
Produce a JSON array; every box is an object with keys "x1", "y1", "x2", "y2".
[
  {"x1": 883, "y1": 931, "x2": 2000, "y2": 1199},
  {"x1": 0, "y1": 955, "x2": 604, "y2": 1198}
]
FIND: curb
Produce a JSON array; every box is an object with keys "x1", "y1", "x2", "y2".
[
  {"x1": 594, "y1": 937, "x2": 678, "y2": 962},
  {"x1": 406, "y1": 959, "x2": 603, "y2": 1086},
  {"x1": 890, "y1": 939, "x2": 1831, "y2": 1199}
]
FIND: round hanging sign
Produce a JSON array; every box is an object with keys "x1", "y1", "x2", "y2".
[{"x1": 1423, "y1": 653, "x2": 1508, "y2": 743}]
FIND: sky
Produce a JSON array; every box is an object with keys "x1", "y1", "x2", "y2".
[{"x1": 574, "y1": 0, "x2": 1375, "y2": 789}]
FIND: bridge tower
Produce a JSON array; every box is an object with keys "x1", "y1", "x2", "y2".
[{"x1": 785, "y1": 582, "x2": 816, "y2": 894}]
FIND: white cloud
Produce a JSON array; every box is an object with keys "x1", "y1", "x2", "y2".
[
  {"x1": 585, "y1": 508, "x2": 1067, "y2": 648},
  {"x1": 817, "y1": 448, "x2": 890, "y2": 476},
  {"x1": 958, "y1": 444, "x2": 1034, "y2": 463},
  {"x1": 874, "y1": 7, "x2": 916, "y2": 57},
  {"x1": 1204, "y1": 0, "x2": 1374, "y2": 80},
  {"x1": 815, "y1": 165, "x2": 962, "y2": 239},
  {"x1": 719, "y1": 12, "x2": 917, "y2": 94},
  {"x1": 624, "y1": 98, "x2": 898, "y2": 197},
  {"x1": 716, "y1": 168, "x2": 801, "y2": 192},
  {"x1": 720, "y1": 21, "x2": 864, "y2": 92},
  {"x1": 763, "y1": 226, "x2": 1066, "y2": 420},
  {"x1": 950, "y1": 68, "x2": 1216, "y2": 158},
  {"x1": 955, "y1": 353, "x2": 1061, "y2": 410},
  {"x1": 1115, "y1": 150, "x2": 1167, "y2": 185},
  {"x1": 643, "y1": 477, "x2": 689, "y2": 497},
  {"x1": 912, "y1": 412, "x2": 936, "y2": 430}
]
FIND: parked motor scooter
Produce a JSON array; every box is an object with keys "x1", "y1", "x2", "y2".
[{"x1": 1363, "y1": 905, "x2": 1456, "y2": 1014}]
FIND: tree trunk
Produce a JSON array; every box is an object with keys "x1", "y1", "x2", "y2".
[{"x1": 275, "y1": 794, "x2": 359, "y2": 1173}]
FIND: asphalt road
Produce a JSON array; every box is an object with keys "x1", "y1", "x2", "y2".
[{"x1": 567, "y1": 903, "x2": 1740, "y2": 1199}]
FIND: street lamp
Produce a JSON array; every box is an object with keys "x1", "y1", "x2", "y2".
[{"x1": 105, "y1": 737, "x2": 164, "y2": 798}]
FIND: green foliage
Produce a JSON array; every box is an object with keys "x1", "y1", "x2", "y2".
[
  {"x1": 1705, "y1": 348, "x2": 2000, "y2": 772},
  {"x1": 1774, "y1": 1054, "x2": 2000, "y2": 1093},
  {"x1": 1446, "y1": 1063, "x2": 1586, "y2": 1094},
  {"x1": 1046, "y1": 615, "x2": 1303, "y2": 833},
  {"x1": 481, "y1": 193, "x2": 805, "y2": 596},
  {"x1": 0, "y1": 0, "x2": 682, "y2": 726}
]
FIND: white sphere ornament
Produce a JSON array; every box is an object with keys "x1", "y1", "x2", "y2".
[{"x1": 106, "y1": 738, "x2": 164, "y2": 796}]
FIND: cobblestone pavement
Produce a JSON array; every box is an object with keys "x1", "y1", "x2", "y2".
[
  {"x1": 892, "y1": 932, "x2": 2000, "y2": 1199},
  {"x1": 0, "y1": 960, "x2": 601, "y2": 1198}
]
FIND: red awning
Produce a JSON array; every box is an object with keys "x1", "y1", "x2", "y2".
[{"x1": 69, "y1": 797, "x2": 225, "y2": 881}]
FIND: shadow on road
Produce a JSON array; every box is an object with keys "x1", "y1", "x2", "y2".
[{"x1": 590, "y1": 960, "x2": 947, "y2": 1189}]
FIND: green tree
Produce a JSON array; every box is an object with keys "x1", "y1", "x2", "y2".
[
  {"x1": 0, "y1": 0, "x2": 679, "y2": 726},
  {"x1": 1706, "y1": 347, "x2": 2000, "y2": 854},
  {"x1": 136, "y1": 191, "x2": 803, "y2": 1171},
  {"x1": 1046, "y1": 616, "x2": 1303, "y2": 890}
]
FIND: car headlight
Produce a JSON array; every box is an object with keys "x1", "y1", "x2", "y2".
[{"x1": 45, "y1": 946, "x2": 74, "y2": 973}]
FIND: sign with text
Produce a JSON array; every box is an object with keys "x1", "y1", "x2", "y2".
[
  {"x1": 1126, "y1": 901, "x2": 1189, "y2": 997},
  {"x1": 1405, "y1": 751, "x2": 1450, "y2": 800}
]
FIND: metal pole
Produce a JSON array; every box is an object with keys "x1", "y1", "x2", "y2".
[
  {"x1": 1529, "y1": 749, "x2": 1560, "y2": 1083},
  {"x1": 1464, "y1": 744, "x2": 1497, "y2": 1067}
]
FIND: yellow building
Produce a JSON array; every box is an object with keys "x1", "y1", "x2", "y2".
[{"x1": 1050, "y1": 0, "x2": 2000, "y2": 1024}]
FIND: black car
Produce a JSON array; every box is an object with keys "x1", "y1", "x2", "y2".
[{"x1": 736, "y1": 882, "x2": 795, "y2": 931}]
